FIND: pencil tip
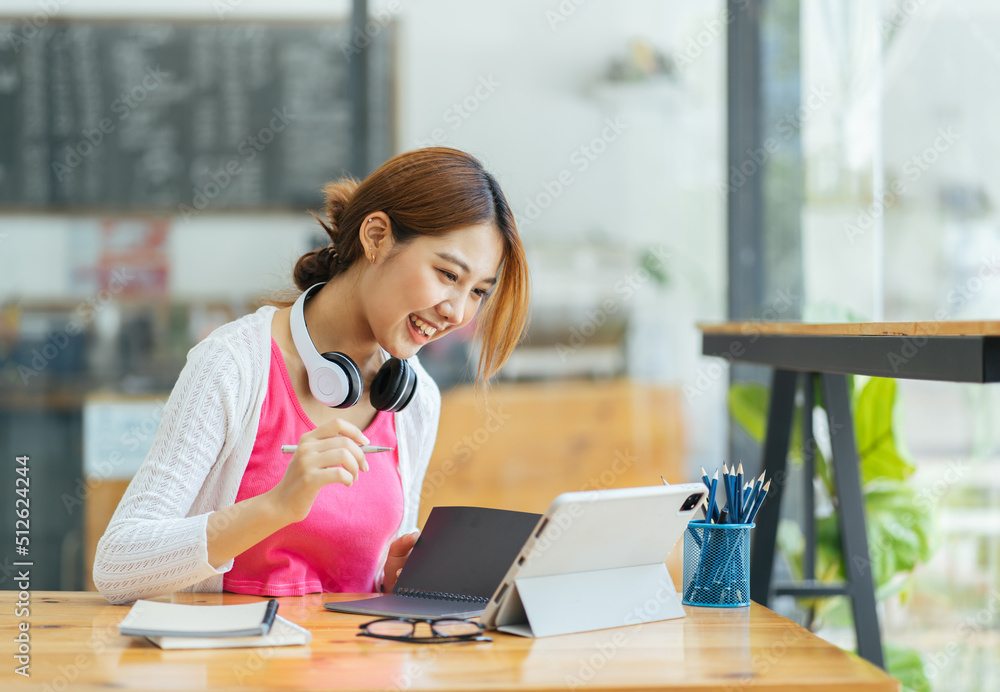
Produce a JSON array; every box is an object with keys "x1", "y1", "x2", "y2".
[
  {"x1": 763, "y1": 480, "x2": 771, "y2": 490},
  {"x1": 712, "y1": 470, "x2": 718, "y2": 479},
  {"x1": 738, "y1": 462, "x2": 744, "y2": 473}
]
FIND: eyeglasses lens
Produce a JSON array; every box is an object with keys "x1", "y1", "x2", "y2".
[
  {"x1": 431, "y1": 619, "x2": 483, "y2": 637},
  {"x1": 365, "y1": 620, "x2": 417, "y2": 637}
]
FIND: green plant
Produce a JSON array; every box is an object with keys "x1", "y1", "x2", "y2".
[{"x1": 729, "y1": 375, "x2": 935, "y2": 692}]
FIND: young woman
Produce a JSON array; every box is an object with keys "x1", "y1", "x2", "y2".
[{"x1": 93, "y1": 147, "x2": 529, "y2": 605}]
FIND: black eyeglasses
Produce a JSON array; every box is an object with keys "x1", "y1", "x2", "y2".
[{"x1": 357, "y1": 617, "x2": 492, "y2": 644}]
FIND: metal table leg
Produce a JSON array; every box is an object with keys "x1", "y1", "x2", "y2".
[
  {"x1": 750, "y1": 369, "x2": 885, "y2": 669},
  {"x1": 749, "y1": 368, "x2": 798, "y2": 604},
  {"x1": 821, "y1": 372, "x2": 884, "y2": 669}
]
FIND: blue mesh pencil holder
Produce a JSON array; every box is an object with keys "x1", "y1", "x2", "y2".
[{"x1": 682, "y1": 520, "x2": 754, "y2": 607}]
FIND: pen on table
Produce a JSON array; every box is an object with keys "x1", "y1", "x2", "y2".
[{"x1": 280, "y1": 444, "x2": 394, "y2": 454}]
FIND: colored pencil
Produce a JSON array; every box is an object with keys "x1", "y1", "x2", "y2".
[
  {"x1": 747, "y1": 480, "x2": 771, "y2": 523},
  {"x1": 735, "y1": 462, "x2": 744, "y2": 518},
  {"x1": 745, "y1": 472, "x2": 765, "y2": 523},
  {"x1": 706, "y1": 471, "x2": 719, "y2": 525}
]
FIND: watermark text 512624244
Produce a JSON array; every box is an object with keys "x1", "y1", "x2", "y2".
[{"x1": 14, "y1": 454, "x2": 33, "y2": 678}]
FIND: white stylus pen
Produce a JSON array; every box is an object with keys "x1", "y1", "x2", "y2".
[{"x1": 280, "y1": 444, "x2": 394, "y2": 454}]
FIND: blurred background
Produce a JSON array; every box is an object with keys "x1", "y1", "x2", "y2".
[{"x1": 0, "y1": 1, "x2": 998, "y2": 689}]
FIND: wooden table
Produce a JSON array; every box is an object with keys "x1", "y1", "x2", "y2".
[
  {"x1": 698, "y1": 320, "x2": 1000, "y2": 670},
  {"x1": 1, "y1": 591, "x2": 898, "y2": 691}
]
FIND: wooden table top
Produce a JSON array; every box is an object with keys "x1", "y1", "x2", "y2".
[
  {"x1": 698, "y1": 320, "x2": 1000, "y2": 336},
  {"x1": 2, "y1": 591, "x2": 899, "y2": 692},
  {"x1": 698, "y1": 320, "x2": 1000, "y2": 381}
]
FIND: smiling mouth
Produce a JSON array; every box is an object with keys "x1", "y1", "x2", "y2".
[{"x1": 409, "y1": 314, "x2": 438, "y2": 338}]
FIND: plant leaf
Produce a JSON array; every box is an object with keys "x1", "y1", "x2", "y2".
[
  {"x1": 855, "y1": 378, "x2": 915, "y2": 482},
  {"x1": 728, "y1": 383, "x2": 769, "y2": 444},
  {"x1": 777, "y1": 518, "x2": 804, "y2": 581},
  {"x1": 885, "y1": 643, "x2": 931, "y2": 692}
]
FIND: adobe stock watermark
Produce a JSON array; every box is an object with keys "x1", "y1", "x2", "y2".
[
  {"x1": 177, "y1": 106, "x2": 295, "y2": 221},
  {"x1": 517, "y1": 117, "x2": 628, "y2": 230},
  {"x1": 851, "y1": 462, "x2": 969, "y2": 574},
  {"x1": 414, "y1": 75, "x2": 501, "y2": 148},
  {"x1": 852, "y1": 460, "x2": 968, "y2": 579},
  {"x1": 879, "y1": 0, "x2": 929, "y2": 38},
  {"x1": 24, "y1": 617, "x2": 122, "y2": 688},
  {"x1": 674, "y1": 1, "x2": 751, "y2": 71},
  {"x1": 925, "y1": 588, "x2": 1000, "y2": 682},
  {"x1": 723, "y1": 627, "x2": 810, "y2": 691},
  {"x1": 844, "y1": 126, "x2": 960, "y2": 244},
  {"x1": 683, "y1": 287, "x2": 799, "y2": 402},
  {"x1": 5, "y1": 0, "x2": 71, "y2": 52},
  {"x1": 719, "y1": 85, "x2": 831, "y2": 198},
  {"x1": 885, "y1": 253, "x2": 998, "y2": 373},
  {"x1": 232, "y1": 645, "x2": 281, "y2": 685},
  {"x1": 340, "y1": 0, "x2": 403, "y2": 61},
  {"x1": 60, "y1": 400, "x2": 167, "y2": 516},
  {"x1": 51, "y1": 66, "x2": 169, "y2": 183},
  {"x1": 554, "y1": 246, "x2": 670, "y2": 362},
  {"x1": 17, "y1": 268, "x2": 136, "y2": 385},
  {"x1": 940, "y1": 254, "x2": 1000, "y2": 316},
  {"x1": 420, "y1": 406, "x2": 511, "y2": 502},
  {"x1": 213, "y1": 0, "x2": 245, "y2": 19},
  {"x1": 526, "y1": 450, "x2": 637, "y2": 570},
  {"x1": 545, "y1": 0, "x2": 589, "y2": 31},
  {"x1": 566, "y1": 570, "x2": 685, "y2": 688}
]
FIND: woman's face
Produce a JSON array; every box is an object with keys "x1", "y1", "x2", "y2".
[{"x1": 366, "y1": 223, "x2": 504, "y2": 360}]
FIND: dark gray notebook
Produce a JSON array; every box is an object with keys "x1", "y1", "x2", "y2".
[{"x1": 325, "y1": 506, "x2": 542, "y2": 619}]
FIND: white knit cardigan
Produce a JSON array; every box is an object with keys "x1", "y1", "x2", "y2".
[{"x1": 93, "y1": 305, "x2": 440, "y2": 605}]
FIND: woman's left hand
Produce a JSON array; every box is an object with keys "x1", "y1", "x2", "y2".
[{"x1": 382, "y1": 530, "x2": 420, "y2": 592}]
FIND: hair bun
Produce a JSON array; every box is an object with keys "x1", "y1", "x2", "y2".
[{"x1": 318, "y1": 178, "x2": 360, "y2": 242}]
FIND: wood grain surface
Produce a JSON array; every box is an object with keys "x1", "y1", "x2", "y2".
[{"x1": 1, "y1": 591, "x2": 900, "y2": 691}]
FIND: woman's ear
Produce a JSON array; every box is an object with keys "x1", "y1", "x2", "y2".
[{"x1": 359, "y1": 211, "x2": 392, "y2": 262}]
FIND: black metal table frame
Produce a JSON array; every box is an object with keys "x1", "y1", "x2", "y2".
[{"x1": 701, "y1": 330, "x2": 1000, "y2": 670}]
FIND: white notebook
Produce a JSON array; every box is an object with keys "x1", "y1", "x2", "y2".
[
  {"x1": 119, "y1": 600, "x2": 279, "y2": 638},
  {"x1": 146, "y1": 615, "x2": 312, "y2": 650}
]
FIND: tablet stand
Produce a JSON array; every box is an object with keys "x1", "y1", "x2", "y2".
[{"x1": 492, "y1": 562, "x2": 685, "y2": 638}]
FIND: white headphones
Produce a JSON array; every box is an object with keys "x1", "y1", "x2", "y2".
[{"x1": 290, "y1": 282, "x2": 417, "y2": 411}]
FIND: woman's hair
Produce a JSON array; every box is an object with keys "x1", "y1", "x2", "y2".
[{"x1": 268, "y1": 147, "x2": 530, "y2": 389}]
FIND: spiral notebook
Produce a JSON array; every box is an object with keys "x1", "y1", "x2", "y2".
[{"x1": 325, "y1": 506, "x2": 542, "y2": 619}]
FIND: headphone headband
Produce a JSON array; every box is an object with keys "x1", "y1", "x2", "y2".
[
  {"x1": 290, "y1": 283, "x2": 356, "y2": 407},
  {"x1": 289, "y1": 282, "x2": 417, "y2": 411}
]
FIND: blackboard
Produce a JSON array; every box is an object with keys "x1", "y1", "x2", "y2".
[{"x1": 0, "y1": 18, "x2": 394, "y2": 212}]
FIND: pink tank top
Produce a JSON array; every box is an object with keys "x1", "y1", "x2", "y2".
[{"x1": 223, "y1": 339, "x2": 404, "y2": 596}]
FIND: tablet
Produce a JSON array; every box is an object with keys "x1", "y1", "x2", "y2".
[{"x1": 479, "y1": 483, "x2": 706, "y2": 638}]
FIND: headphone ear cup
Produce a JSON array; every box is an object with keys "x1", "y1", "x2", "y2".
[
  {"x1": 320, "y1": 352, "x2": 363, "y2": 408},
  {"x1": 370, "y1": 358, "x2": 417, "y2": 412}
]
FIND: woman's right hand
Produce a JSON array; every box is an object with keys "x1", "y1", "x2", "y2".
[{"x1": 266, "y1": 417, "x2": 370, "y2": 525}]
